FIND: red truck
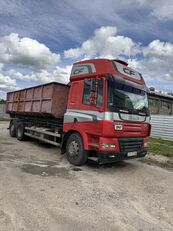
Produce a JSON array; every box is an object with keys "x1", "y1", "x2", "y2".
[{"x1": 6, "y1": 59, "x2": 151, "y2": 166}]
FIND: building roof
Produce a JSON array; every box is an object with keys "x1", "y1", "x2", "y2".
[{"x1": 149, "y1": 91, "x2": 173, "y2": 100}]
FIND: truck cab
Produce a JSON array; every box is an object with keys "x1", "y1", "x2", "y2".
[{"x1": 63, "y1": 59, "x2": 151, "y2": 164}]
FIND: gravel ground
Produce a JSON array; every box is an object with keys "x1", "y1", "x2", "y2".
[{"x1": 0, "y1": 121, "x2": 173, "y2": 231}]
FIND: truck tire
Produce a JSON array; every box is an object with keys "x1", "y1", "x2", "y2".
[
  {"x1": 9, "y1": 121, "x2": 16, "y2": 137},
  {"x1": 66, "y1": 133, "x2": 89, "y2": 166},
  {"x1": 16, "y1": 122, "x2": 26, "y2": 141}
]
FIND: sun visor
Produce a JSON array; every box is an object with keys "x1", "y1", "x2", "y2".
[{"x1": 109, "y1": 74, "x2": 149, "y2": 93}]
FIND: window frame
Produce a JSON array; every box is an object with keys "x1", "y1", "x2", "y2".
[{"x1": 82, "y1": 78, "x2": 104, "y2": 108}]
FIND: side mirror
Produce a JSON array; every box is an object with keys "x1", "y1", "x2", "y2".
[{"x1": 91, "y1": 78, "x2": 97, "y2": 92}]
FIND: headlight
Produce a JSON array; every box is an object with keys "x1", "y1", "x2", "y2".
[
  {"x1": 144, "y1": 141, "x2": 147, "y2": 148},
  {"x1": 102, "y1": 144, "x2": 116, "y2": 149}
]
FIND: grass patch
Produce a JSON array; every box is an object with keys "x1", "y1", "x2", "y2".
[
  {"x1": 140, "y1": 157, "x2": 173, "y2": 171},
  {"x1": 148, "y1": 137, "x2": 173, "y2": 158}
]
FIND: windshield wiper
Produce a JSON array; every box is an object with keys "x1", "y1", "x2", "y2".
[
  {"x1": 109, "y1": 105, "x2": 148, "y2": 116},
  {"x1": 131, "y1": 109, "x2": 147, "y2": 116},
  {"x1": 115, "y1": 106, "x2": 129, "y2": 113},
  {"x1": 119, "y1": 107, "x2": 147, "y2": 116}
]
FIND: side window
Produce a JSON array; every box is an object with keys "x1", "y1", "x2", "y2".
[
  {"x1": 82, "y1": 78, "x2": 103, "y2": 107},
  {"x1": 160, "y1": 100, "x2": 171, "y2": 115},
  {"x1": 82, "y1": 79, "x2": 92, "y2": 105}
]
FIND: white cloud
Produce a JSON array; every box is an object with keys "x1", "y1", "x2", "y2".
[
  {"x1": 64, "y1": 26, "x2": 139, "y2": 59},
  {"x1": 0, "y1": 64, "x2": 71, "y2": 99},
  {"x1": 150, "y1": 1, "x2": 173, "y2": 20},
  {"x1": 0, "y1": 64, "x2": 71, "y2": 90},
  {"x1": 64, "y1": 26, "x2": 173, "y2": 90},
  {"x1": 0, "y1": 33, "x2": 60, "y2": 70},
  {"x1": 165, "y1": 70, "x2": 173, "y2": 81},
  {"x1": 27, "y1": 65, "x2": 71, "y2": 84},
  {"x1": 1, "y1": 26, "x2": 173, "y2": 99},
  {"x1": 127, "y1": 39, "x2": 173, "y2": 88},
  {"x1": 0, "y1": 63, "x2": 18, "y2": 95},
  {"x1": 0, "y1": 74, "x2": 18, "y2": 92},
  {"x1": 143, "y1": 40, "x2": 173, "y2": 58},
  {"x1": 0, "y1": 63, "x2": 4, "y2": 70},
  {"x1": 0, "y1": 33, "x2": 66, "y2": 99},
  {"x1": 136, "y1": 0, "x2": 173, "y2": 20},
  {"x1": 142, "y1": 40, "x2": 173, "y2": 80}
]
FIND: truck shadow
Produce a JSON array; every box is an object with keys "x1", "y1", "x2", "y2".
[{"x1": 86, "y1": 159, "x2": 133, "y2": 169}]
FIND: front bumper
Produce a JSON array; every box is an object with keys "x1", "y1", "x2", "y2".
[{"x1": 97, "y1": 149, "x2": 147, "y2": 161}]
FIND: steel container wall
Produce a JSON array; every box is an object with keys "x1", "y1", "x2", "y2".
[
  {"x1": 6, "y1": 82, "x2": 69, "y2": 118},
  {"x1": 150, "y1": 115, "x2": 173, "y2": 141}
]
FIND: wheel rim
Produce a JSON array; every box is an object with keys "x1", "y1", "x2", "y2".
[{"x1": 68, "y1": 140, "x2": 79, "y2": 158}]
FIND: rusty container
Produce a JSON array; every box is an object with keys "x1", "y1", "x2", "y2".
[{"x1": 6, "y1": 82, "x2": 69, "y2": 118}]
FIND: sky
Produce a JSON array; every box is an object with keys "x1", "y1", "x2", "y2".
[{"x1": 0, "y1": 0, "x2": 173, "y2": 99}]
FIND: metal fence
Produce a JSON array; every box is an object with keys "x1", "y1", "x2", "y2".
[
  {"x1": 0, "y1": 103, "x2": 9, "y2": 119},
  {"x1": 150, "y1": 115, "x2": 173, "y2": 141}
]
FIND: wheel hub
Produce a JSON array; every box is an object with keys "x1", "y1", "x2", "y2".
[{"x1": 69, "y1": 141, "x2": 79, "y2": 157}]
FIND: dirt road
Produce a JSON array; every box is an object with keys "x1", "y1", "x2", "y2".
[{"x1": 0, "y1": 121, "x2": 173, "y2": 231}]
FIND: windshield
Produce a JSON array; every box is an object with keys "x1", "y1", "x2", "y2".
[{"x1": 108, "y1": 78, "x2": 149, "y2": 116}]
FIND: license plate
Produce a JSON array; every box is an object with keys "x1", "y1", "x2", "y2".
[{"x1": 127, "y1": 151, "x2": 137, "y2": 157}]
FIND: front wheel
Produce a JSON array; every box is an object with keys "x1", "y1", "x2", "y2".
[
  {"x1": 66, "y1": 133, "x2": 89, "y2": 166},
  {"x1": 16, "y1": 123, "x2": 26, "y2": 141}
]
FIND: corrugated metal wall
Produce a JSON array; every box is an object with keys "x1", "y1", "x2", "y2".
[
  {"x1": 0, "y1": 103, "x2": 8, "y2": 119},
  {"x1": 150, "y1": 115, "x2": 173, "y2": 141}
]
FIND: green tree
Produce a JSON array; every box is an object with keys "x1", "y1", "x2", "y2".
[{"x1": 0, "y1": 99, "x2": 6, "y2": 104}]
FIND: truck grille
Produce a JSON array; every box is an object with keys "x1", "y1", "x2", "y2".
[{"x1": 119, "y1": 137, "x2": 143, "y2": 153}]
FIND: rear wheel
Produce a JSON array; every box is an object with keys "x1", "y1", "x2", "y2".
[
  {"x1": 66, "y1": 133, "x2": 88, "y2": 166},
  {"x1": 16, "y1": 123, "x2": 26, "y2": 141},
  {"x1": 9, "y1": 120, "x2": 16, "y2": 137}
]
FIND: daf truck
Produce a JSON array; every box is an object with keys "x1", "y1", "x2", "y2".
[{"x1": 6, "y1": 59, "x2": 151, "y2": 166}]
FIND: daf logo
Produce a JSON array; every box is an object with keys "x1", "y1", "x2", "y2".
[
  {"x1": 123, "y1": 68, "x2": 135, "y2": 76},
  {"x1": 73, "y1": 68, "x2": 85, "y2": 75}
]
